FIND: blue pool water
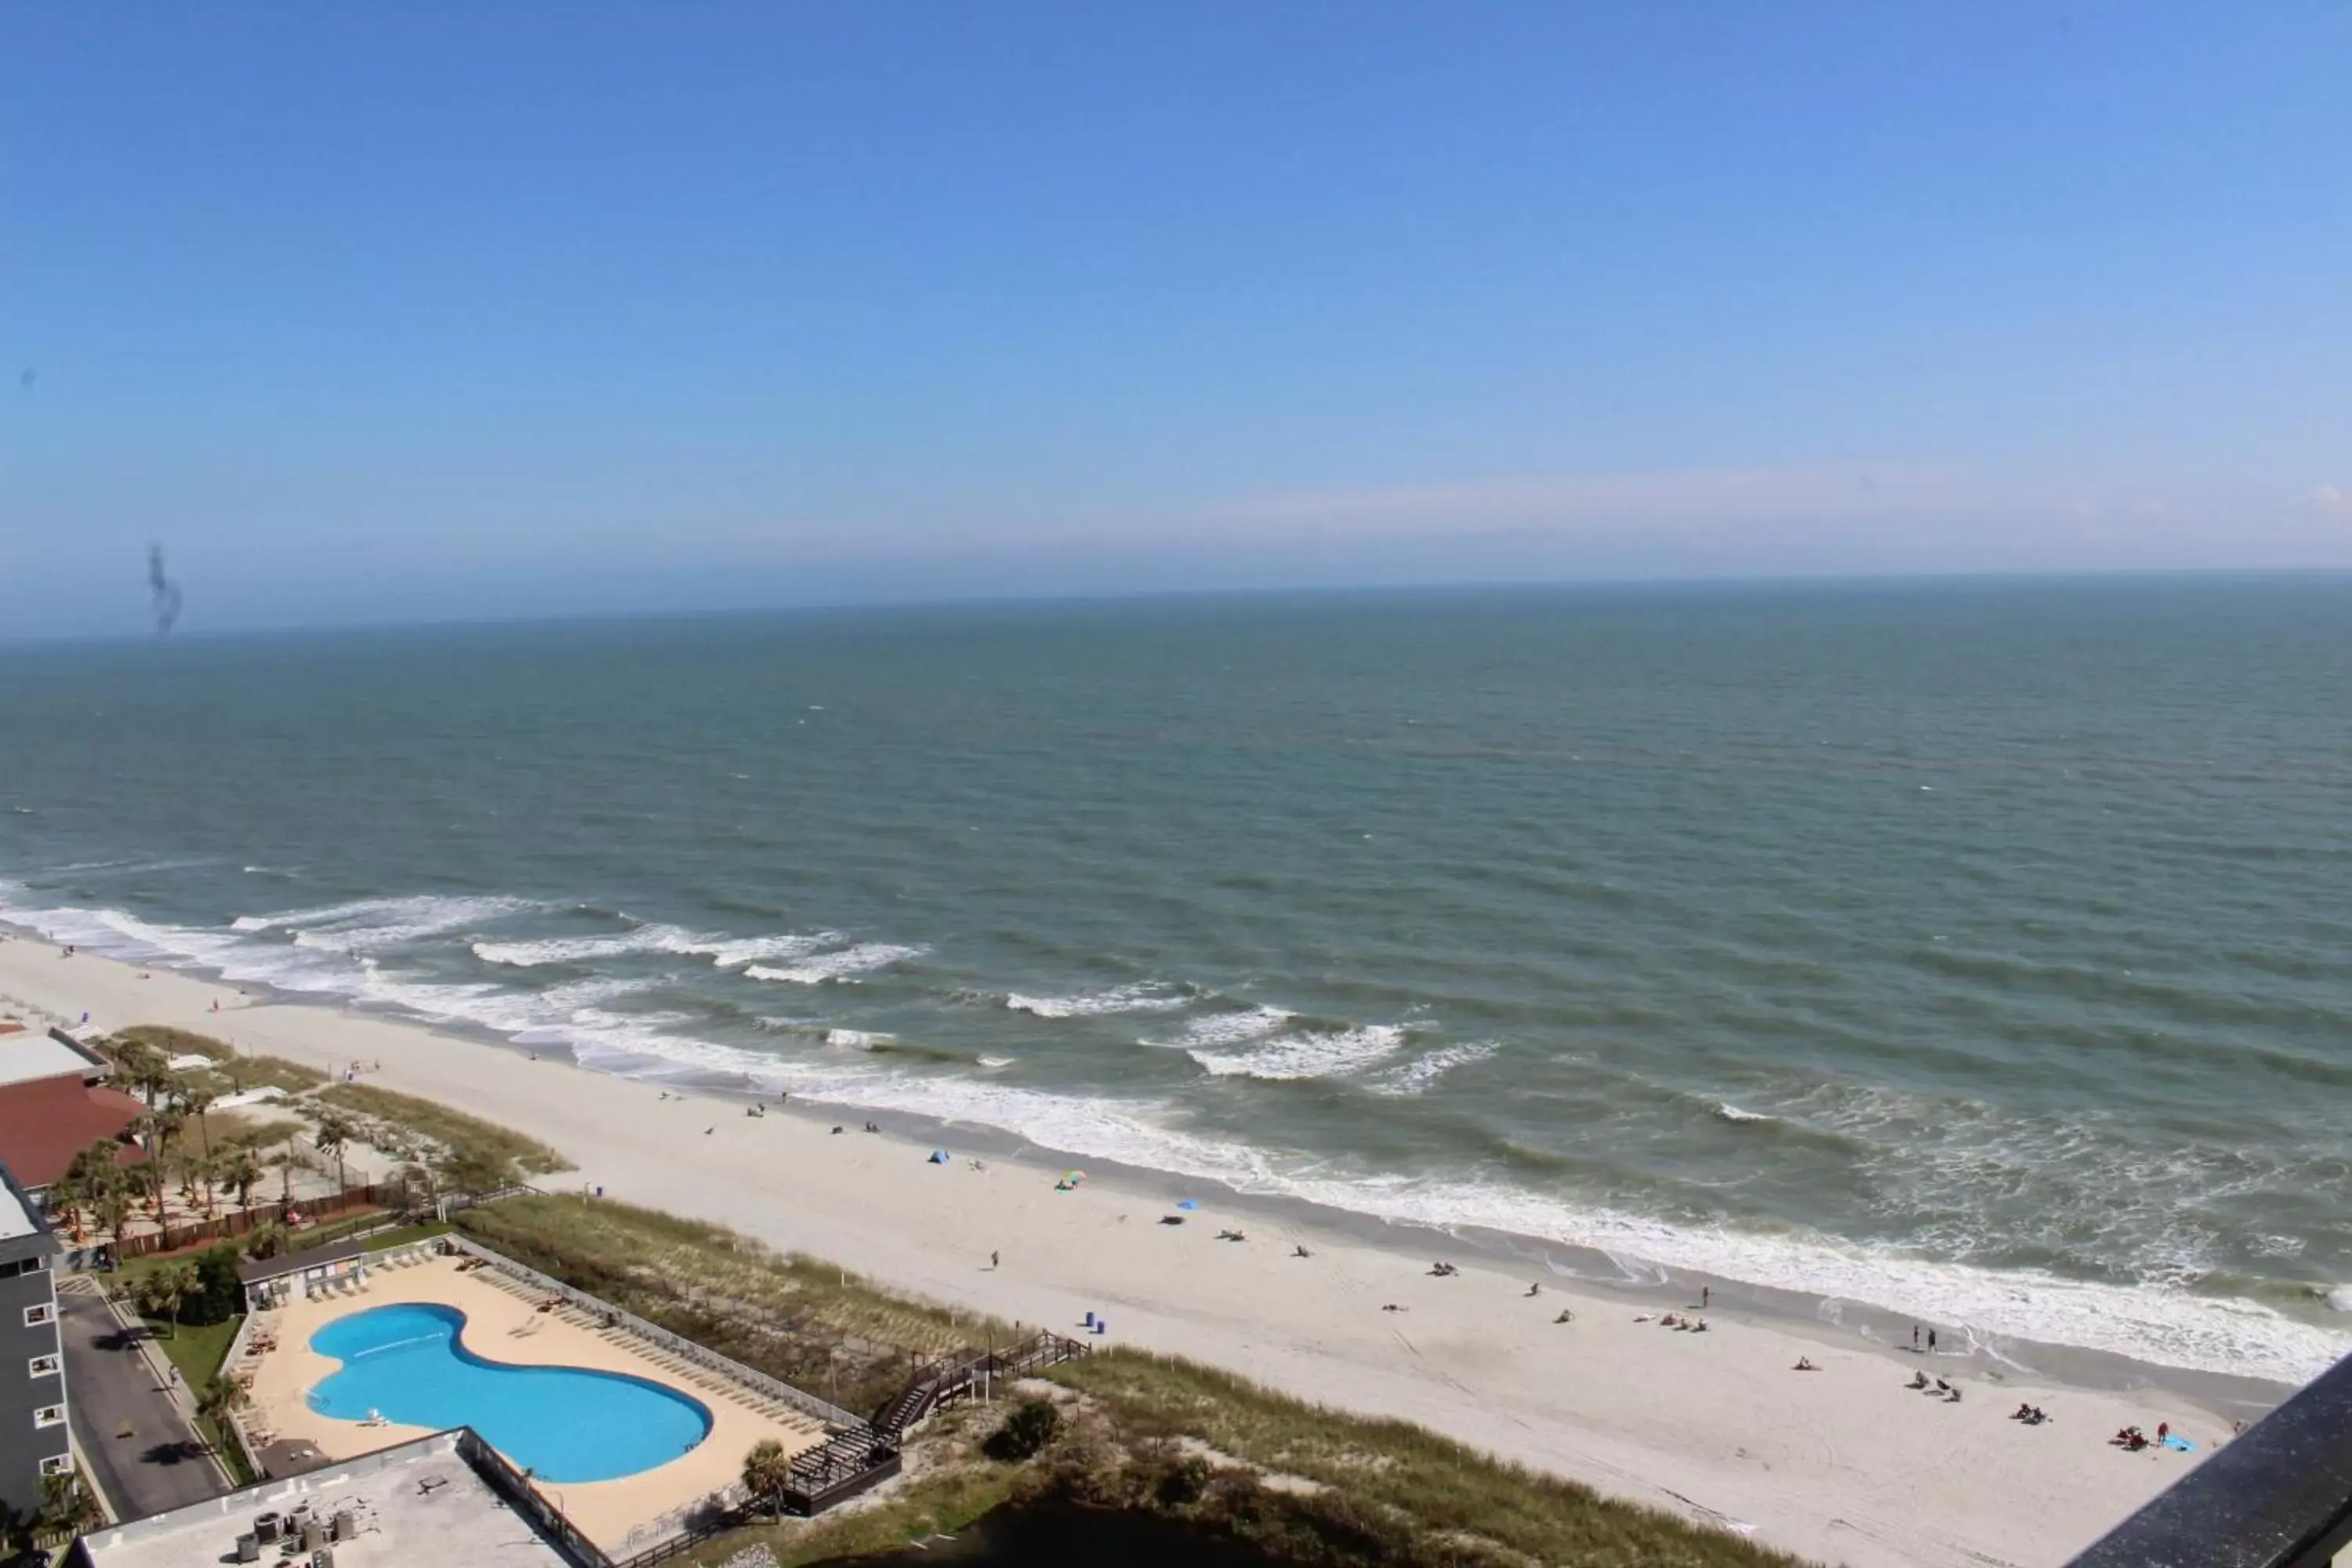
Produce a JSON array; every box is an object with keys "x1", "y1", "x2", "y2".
[{"x1": 307, "y1": 1303, "x2": 713, "y2": 1482}]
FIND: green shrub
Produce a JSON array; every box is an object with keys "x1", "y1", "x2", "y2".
[
  {"x1": 982, "y1": 1398, "x2": 1062, "y2": 1462},
  {"x1": 183, "y1": 1244, "x2": 245, "y2": 1327}
]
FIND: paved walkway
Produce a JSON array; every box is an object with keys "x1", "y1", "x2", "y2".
[{"x1": 57, "y1": 1276, "x2": 227, "y2": 1522}]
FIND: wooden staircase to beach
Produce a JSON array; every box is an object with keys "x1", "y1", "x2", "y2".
[{"x1": 872, "y1": 1330, "x2": 1093, "y2": 1436}]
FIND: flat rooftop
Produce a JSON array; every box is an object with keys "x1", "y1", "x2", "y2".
[
  {"x1": 0, "y1": 1174, "x2": 38, "y2": 1243},
  {"x1": 0, "y1": 1025, "x2": 93, "y2": 1089},
  {"x1": 72, "y1": 1429, "x2": 594, "y2": 1568}
]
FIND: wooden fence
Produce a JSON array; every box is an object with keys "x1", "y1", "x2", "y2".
[{"x1": 111, "y1": 1181, "x2": 387, "y2": 1261}]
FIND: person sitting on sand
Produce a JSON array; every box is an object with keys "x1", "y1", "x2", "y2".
[
  {"x1": 1794, "y1": 1356, "x2": 1817, "y2": 1370},
  {"x1": 1910, "y1": 1370, "x2": 1930, "y2": 1389},
  {"x1": 1381, "y1": 1303, "x2": 1406, "y2": 1312},
  {"x1": 1661, "y1": 1312, "x2": 1681, "y2": 1328},
  {"x1": 1946, "y1": 1385, "x2": 1962, "y2": 1403},
  {"x1": 831, "y1": 1125, "x2": 844, "y2": 1134},
  {"x1": 1691, "y1": 1319, "x2": 1708, "y2": 1333},
  {"x1": 2014, "y1": 1403, "x2": 2033, "y2": 1420},
  {"x1": 1554, "y1": 1308, "x2": 1573, "y2": 1323},
  {"x1": 1525, "y1": 1283, "x2": 1541, "y2": 1297},
  {"x1": 1293, "y1": 1243, "x2": 1311, "y2": 1258}
]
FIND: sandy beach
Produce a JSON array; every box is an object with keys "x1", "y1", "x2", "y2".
[{"x1": 0, "y1": 936, "x2": 2261, "y2": 1568}]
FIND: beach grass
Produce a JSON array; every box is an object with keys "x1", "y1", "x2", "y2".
[
  {"x1": 452, "y1": 1194, "x2": 987, "y2": 1414},
  {"x1": 1048, "y1": 1350, "x2": 1806, "y2": 1567},
  {"x1": 106, "y1": 1026, "x2": 330, "y2": 1094},
  {"x1": 209, "y1": 1054, "x2": 332, "y2": 1095},
  {"x1": 695, "y1": 1443, "x2": 1022, "y2": 1565},
  {"x1": 104, "y1": 1025, "x2": 234, "y2": 1062},
  {"x1": 316, "y1": 1081, "x2": 570, "y2": 1178},
  {"x1": 208, "y1": 1111, "x2": 307, "y2": 1152},
  {"x1": 448, "y1": 1195, "x2": 1801, "y2": 1566}
]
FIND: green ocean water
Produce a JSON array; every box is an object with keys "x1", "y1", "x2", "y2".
[{"x1": 2, "y1": 578, "x2": 2347, "y2": 1381}]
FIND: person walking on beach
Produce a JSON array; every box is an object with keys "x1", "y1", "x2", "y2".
[
  {"x1": 1700, "y1": 1286, "x2": 1709, "y2": 1309},
  {"x1": 1911, "y1": 1324, "x2": 1920, "y2": 1351},
  {"x1": 1928, "y1": 1329, "x2": 1938, "y2": 1353},
  {"x1": 990, "y1": 1250, "x2": 1000, "y2": 1270}
]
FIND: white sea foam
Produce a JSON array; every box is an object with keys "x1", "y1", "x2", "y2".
[
  {"x1": 1191, "y1": 1024, "x2": 1409, "y2": 1081},
  {"x1": 1005, "y1": 982, "x2": 1189, "y2": 1019},
  {"x1": 286, "y1": 895, "x2": 537, "y2": 953},
  {"x1": 473, "y1": 925, "x2": 711, "y2": 967},
  {"x1": 1156, "y1": 1006, "x2": 1290, "y2": 1050},
  {"x1": 1715, "y1": 1104, "x2": 1775, "y2": 1124},
  {"x1": 704, "y1": 933, "x2": 833, "y2": 968},
  {"x1": 7, "y1": 874, "x2": 2343, "y2": 1385},
  {"x1": 743, "y1": 942, "x2": 924, "y2": 985},
  {"x1": 1364, "y1": 1040, "x2": 1500, "y2": 1097},
  {"x1": 511, "y1": 1009, "x2": 2347, "y2": 1384},
  {"x1": 474, "y1": 927, "x2": 834, "y2": 970},
  {"x1": 825, "y1": 1029, "x2": 879, "y2": 1049}
]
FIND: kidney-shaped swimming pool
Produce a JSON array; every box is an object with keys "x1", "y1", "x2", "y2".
[{"x1": 307, "y1": 1302, "x2": 713, "y2": 1482}]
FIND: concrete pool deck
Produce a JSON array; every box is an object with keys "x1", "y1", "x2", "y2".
[{"x1": 238, "y1": 1253, "x2": 827, "y2": 1552}]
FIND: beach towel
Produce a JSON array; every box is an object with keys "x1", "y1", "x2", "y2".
[
  {"x1": 927, "y1": 1149, "x2": 949, "y2": 1164},
  {"x1": 1177, "y1": 1199, "x2": 1199, "y2": 1210},
  {"x1": 2160, "y1": 1434, "x2": 2195, "y2": 1453}
]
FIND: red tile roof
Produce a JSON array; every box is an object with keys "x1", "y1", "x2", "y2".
[{"x1": 0, "y1": 1073, "x2": 149, "y2": 1189}]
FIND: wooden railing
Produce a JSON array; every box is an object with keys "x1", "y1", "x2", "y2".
[{"x1": 873, "y1": 1330, "x2": 1091, "y2": 1436}]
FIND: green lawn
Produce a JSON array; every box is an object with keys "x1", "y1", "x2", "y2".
[
  {"x1": 140, "y1": 1312, "x2": 237, "y2": 1390},
  {"x1": 361, "y1": 1219, "x2": 452, "y2": 1251},
  {"x1": 291, "y1": 1207, "x2": 391, "y2": 1247},
  {"x1": 136, "y1": 1311, "x2": 255, "y2": 1487}
]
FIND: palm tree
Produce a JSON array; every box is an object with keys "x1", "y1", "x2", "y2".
[
  {"x1": 132, "y1": 1267, "x2": 183, "y2": 1334},
  {"x1": 740, "y1": 1438, "x2": 794, "y2": 1517},
  {"x1": 36, "y1": 1468, "x2": 99, "y2": 1536},
  {"x1": 107, "y1": 1036, "x2": 165, "y2": 1105},
  {"x1": 223, "y1": 1149, "x2": 263, "y2": 1213},
  {"x1": 189, "y1": 1149, "x2": 224, "y2": 1217},
  {"x1": 313, "y1": 1113, "x2": 354, "y2": 1194},
  {"x1": 136, "y1": 1108, "x2": 186, "y2": 1218},
  {"x1": 270, "y1": 1145, "x2": 298, "y2": 1207},
  {"x1": 164, "y1": 1259, "x2": 201, "y2": 1336},
  {"x1": 177, "y1": 1084, "x2": 217, "y2": 1161},
  {"x1": 135, "y1": 1058, "x2": 179, "y2": 1114},
  {"x1": 56, "y1": 1139, "x2": 128, "y2": 1244},
  {"x1": 93, "y1": 1187, "x2": 134, "y2": 1264},
  {"x1": 197, "y1": 1374, "x2": 251, "y2": 1440}
]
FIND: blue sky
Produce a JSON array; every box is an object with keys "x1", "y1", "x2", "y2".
[{"x1": 3, "y1": 4, "x2": 2347, "y2": 636}]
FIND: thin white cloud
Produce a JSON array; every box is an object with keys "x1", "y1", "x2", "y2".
[{"x1": 1190, "y1": 466, "x2": 1971, "y2": 537}]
